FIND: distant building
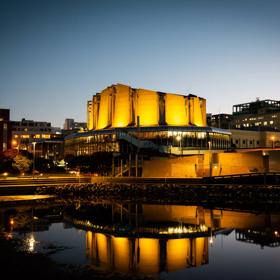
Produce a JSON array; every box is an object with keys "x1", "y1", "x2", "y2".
[
  {"x1": 11, "y1": 118, "x2": 52, "y2": 150},
  {"x1": 207, "y1": 113, "x2": 232, "y2": 129},
  {"x1": 230, "y1": 129, "x2": 280, "y2": 149},
  {"x1": 232, "y1": 99, "x2": 280, "y2": 130},
  {"x1": 0, "y1": 109, "x2": 12, "y2": 152},
  {"x1": 63, "y1": 118, "x2": 86, "y2": 131},
  {"x1": 11, "y1": 118, "x2": 64, "y2": 160},
  {"x1": 33, "y1": 138, "x2": 64, "y2": 161},
  {"x1": 63, "y1": 119, "x2": 74, "y2": 130}
]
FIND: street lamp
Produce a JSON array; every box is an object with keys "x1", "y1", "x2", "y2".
[
  {"x1": 208, "y1": 141, "x2": 212, "y2": 176},
  {"x1": 12, "y1": 139, "x2": 19, "y2": 154},
  {"x1": 176, "y1": 135, "x2": 182, "y2": 156},
  {"x1": 271, "y1": 136, "x2": 275, "y2": 148},
  {"x1": 32, "y1": 142, "x2": 36, "y2": 178}
]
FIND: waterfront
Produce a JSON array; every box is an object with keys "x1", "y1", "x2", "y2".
[{"x1": 1, "y1": 195, "x2": 280, "y2": 279}]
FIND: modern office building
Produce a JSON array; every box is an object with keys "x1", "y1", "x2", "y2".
[
  {"x1": 11, "y1": 118, "x2": 52, "y2": 150},
  {"x1": 232, "y1": 99, "x2": 280, "y2": 130},
  {"x1": 11, "y1": 118, "x2": 64, "y2": 160},
  {"x1": 230, "y1": 129, "x2": 280, "y2": 149},
  {"x1": 207, "y1": 100, "x2": 280, "y2": 149},
  {"x1": 0, "y1": 109, "x2": 12, "y2": 153}
]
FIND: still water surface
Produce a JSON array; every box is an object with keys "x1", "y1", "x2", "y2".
[{"x1": 2, "y1": 199, "x2": 280, "y2": 279}]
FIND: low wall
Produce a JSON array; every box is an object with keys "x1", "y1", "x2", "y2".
[
  {"x1": 142, "y1": 151, "x2": 267, "y2": 178},
  {"x1": 142, "y1": 156, "x2": 198, "y2": 178}
]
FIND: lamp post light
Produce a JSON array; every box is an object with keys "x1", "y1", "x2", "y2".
[
  {"x1": 32, "y1": 142, "x2": 36, "y2": 178},
  {"x1": 12, "y1": 139, "x2": 17, "y2": 148},
  {"x1": 176, "y1": 135, "x2": 182, "y2": 156},
  {"x1": 271, "y1": 136, "x2": 275, "y2": 148},
  {"x1": 208, "y1": 141, "x2": 212, "y2": 177},
  {"x1": 12, "y1": 139, "x2": 19, "y2": 155}
]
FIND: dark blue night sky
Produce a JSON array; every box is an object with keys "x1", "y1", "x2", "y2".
[{"x1": 1, "y1": 0, "x2": 280, "y2": 127}]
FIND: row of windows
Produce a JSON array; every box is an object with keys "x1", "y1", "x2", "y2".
[
  {"x1": 235, "y1": 120, "x2": 276, "y2": 128},
  {"x1": 233, "y1": 139, "x2": 260, "y2": 145},
  {"x1": 12, "y1": 122, "x2": 51, "y2": 127},
  {"x1": 14, "y1": 134, "x2": 51, "y2": 139},
  {"x1": 13, "y1": 127, "x2": 52, "y2": 132}
]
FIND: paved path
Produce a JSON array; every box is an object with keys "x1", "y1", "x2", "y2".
[{"x1": 0, "y1": 195, "x2": 53, "y2": 202}]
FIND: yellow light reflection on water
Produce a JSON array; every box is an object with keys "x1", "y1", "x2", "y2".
[
  {"x1": 112, "y1": 237, "x2": 130, "y2": 272},
  {"x1": 25, "y1": 234, "x2": 37, "y2": 252},
  {"x1": 96, "y1": 233, "x2": 108, "y2": 264},
  {"x1": 167, "y1": 239, "x2": 190, "y2": 271},
  {"x1": 138, "y1": 238, "x2": 159, "y2": 274}
]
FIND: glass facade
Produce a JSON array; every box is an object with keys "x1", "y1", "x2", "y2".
[{"x1": 64, "y1": 126, "x2": 231, "y2": 157}]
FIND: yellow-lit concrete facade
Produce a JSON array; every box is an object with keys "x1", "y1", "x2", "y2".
[
  {"x1": 87, "y1": 84, "x2": 206, "y2": 130},
  {"x1": 64, "y1": 83, "x2": 231, "y2": 166}
]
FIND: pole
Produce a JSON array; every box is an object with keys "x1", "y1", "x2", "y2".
[
  {"x1": 135, "y1": 152, "x2": 138, "y2": 177},
  {"x1": 32, "y1": 142, "x2": 36, "y2": 178},
  {"x1": 180, "y1": 138, "x2": 182, "y2": 156},
  {"x1": 112, "y1": 154, "x2": 115, "y2": 177},
  {"x1": 128, "y1": 152, "x2": 131, "y2": 177},
  {"x1": 208, "y1": 141, "x2": 212, "y2": 177},
  {"x1": 176, "y1": 135, "x2": 182, "y2": 156},
  {"x1": 271, "y1": 136, "x2": 275, "y2": 148}
]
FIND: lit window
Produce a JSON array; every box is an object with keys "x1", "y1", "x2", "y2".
[{"x1": 42, "y1": 134, "x2": 51, "y2": 139}]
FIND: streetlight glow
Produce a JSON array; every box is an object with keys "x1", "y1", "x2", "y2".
[
  {"x1": 271, "y1": 136, "x2": 275, "y2": 148},
  {"x1": 176, "y1": 135, "x2": 182, "y2": 156}
]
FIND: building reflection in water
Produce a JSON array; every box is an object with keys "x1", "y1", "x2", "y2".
[
  {"x1": 3, "y1": 200, "x2": 280, "y2": 275},
  {"x1": 81, "y1": 203, "x2": 280, "y2": 274},
  {"x1": 85, "y1": 232, "x2": 208, "y2": 274},
  {"x1": 83, "y1": 204, "x2": 211, "y2": 274}
]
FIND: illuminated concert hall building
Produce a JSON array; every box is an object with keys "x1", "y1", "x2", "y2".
[{"x1": 64, "y1": 84, "x2": 230, "y2": 160}]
